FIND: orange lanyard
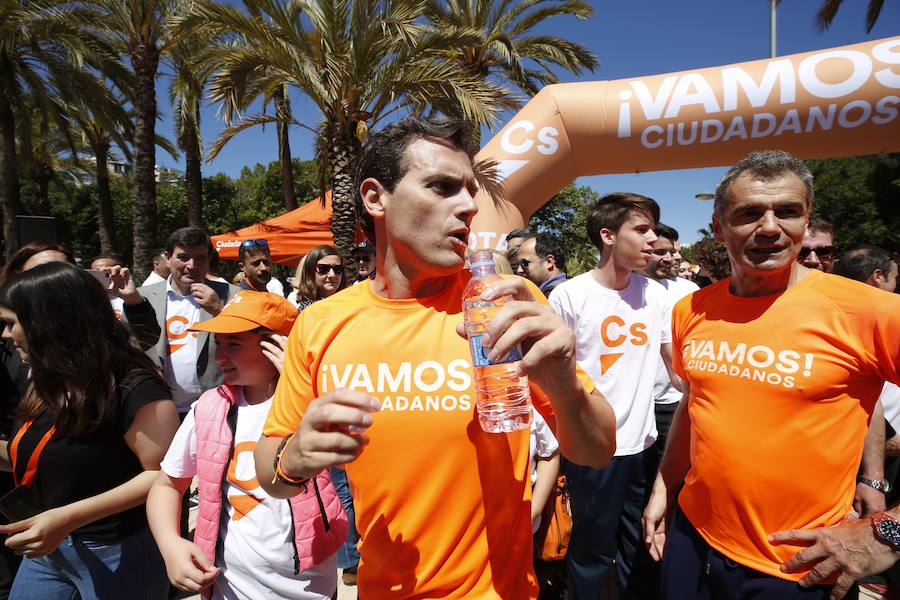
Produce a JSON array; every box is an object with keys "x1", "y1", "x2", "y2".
[{"x1": 9, "y1": 420, "x2": 55, "y2": 487}]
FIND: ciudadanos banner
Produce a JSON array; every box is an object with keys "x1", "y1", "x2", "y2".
[{"x1": 470, "y1": 36, "x2": 900, "y2": 250}]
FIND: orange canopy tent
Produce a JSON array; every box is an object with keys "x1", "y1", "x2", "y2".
[{"x1": 211, "y1": 192, "x2": 335, "y2": 266}]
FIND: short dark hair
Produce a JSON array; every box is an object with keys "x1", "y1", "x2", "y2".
[
  {"x1": 715, "y1": 150, "x2": 814, "y2": 217},
  {"x1": 586, "y1": 193, "x2": 660, "y2": 251},
  {"x1": 807, "y1": 216, "x2": 834, "y2": 237},
  {"x1": 165, "y1": 226, "x2": 210, "y2": 255},
  {"x1": 354, "y1": 116, "x2": 476, "y2": 242},
  {"x1": 531, "y1": 234, "x2": 566, "y2": 271},
  {"x1": 238, "y1": 241, "x2": 272, "y2": 262},
  {"x1": 834, "y1": 245, "x2": 894, "y2": 283},
  {"x1": 151, "y1": 249, "x2": 167, "y2": 263},
  {"x1": 506, "y1": 228, "x2": 532, "y2": 242},
  {"x1": 90, "y1": 254, "x2": 125, "y2": 267},
  {"x1": 654, "y1": 223, "x2": 679, "y2": 242}
]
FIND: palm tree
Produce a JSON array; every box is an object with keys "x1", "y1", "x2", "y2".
[
  {"x1": 175, "y1": 0, "x2": 507, "y2": 264},
  {"x1": 274, "y1": 85, "x2": 298, "y2": 211},
  {"x1": 94, "y1": 0, "x2": 171, "y2": 280},
  {"x1": 0, "y1": 0, "x2": 126, "y2": 258},
  {"x1": 814, "y1": 0, "x2": 886, "y2": 32},
  {"x1": 166, "y1": 36, "x2": 216, "y2": 227},
  {"x1": 425, "y1": 0, "x2": 598, "y2": 144}
]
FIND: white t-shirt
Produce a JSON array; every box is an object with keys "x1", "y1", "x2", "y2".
[
  {"x1": 109, "y1": 295, "x2": 128, "y2": 322},
  {"x1": 143, "y1": 271, "x2": 166, "y2": 287},
  {"x1": 881, "y1": 383, "x2": 900, "y2": 435},
  {"x1": 652, "y1": 277, "x2": 699, "y2": 405},
  {"x1": 164, "y1": 280, "x2": 204, "y2": 412},
  {"x1": 286, "y1": 291, "x2": 299, "y2": 308},
  {"x1": 161, "y1": 393, "x2": 337, "y2": 600},
  {"x1": 549, "y1": 272, "x2": 671, "y2": 456},
  {"x1": 266, "y1": 278, "x2": 285, "y2": 297},
  {"x1": 530, "y1": 408, "x2": 559, "y2": 533}
]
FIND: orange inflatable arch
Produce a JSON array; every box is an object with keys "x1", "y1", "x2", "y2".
[{"x1": 469, "y1": 36, "x2": 900, "y2": 250}]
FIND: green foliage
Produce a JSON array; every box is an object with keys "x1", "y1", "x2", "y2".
[
  {"x1": 805, "y1": 153, "x2": 900, "y2": 252},
  {"x1": 528, "y1": 184, "x2": 599, "y2": 276},
  {"x1": 41, "y1": 158, "x2": 320, "y2": 268}
]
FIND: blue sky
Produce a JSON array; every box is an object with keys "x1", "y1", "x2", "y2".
[{"x1": 153, "y1": 0, "x2": 900, "y2": 243}]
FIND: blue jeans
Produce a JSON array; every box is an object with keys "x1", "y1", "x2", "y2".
[
  {"x1": 10, "y1": 526, "x2": 168, "y2": 600},
  {"x1": 330, "y1": 467, "x2": 360, "y2": 570}
]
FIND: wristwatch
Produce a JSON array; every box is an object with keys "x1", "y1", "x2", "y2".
[
  {"x1": 872, "y1": 513, "x2": 900, "y2": 551},
  {"x1": 857, "y1": 476, "x2": 891, "y2": 493}
]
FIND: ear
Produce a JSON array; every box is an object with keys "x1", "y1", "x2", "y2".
[
  {"x1": 871, "y1": 268, "x2": 885, "y2": 286},
  {"x1": 545, "y1": 255, "x2": 557, "y2": 272},
  {"x1": 238, "y1": 261, "x2": 246, "y2": 273},
  {"x1": 599, "y1": 227, "x2": 616, "y2": 248},
  {"x1": 711, "y1": 216, "x2": 724, "y2": 243},
  {"x1": 360, "y1": 178, "x2": 387, "y2": 222}
]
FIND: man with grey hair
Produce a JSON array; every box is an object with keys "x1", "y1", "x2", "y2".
[{"x1": 642, "y1": 150, "x2": 900, "y2": 599}]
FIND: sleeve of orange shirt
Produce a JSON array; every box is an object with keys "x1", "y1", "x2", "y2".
[
  {"x1": 844, "y1": 286, "x2": 900, "y2": 386},
  {"x1": 264, "y1": 310, "x2": 315, "y2": 438}
]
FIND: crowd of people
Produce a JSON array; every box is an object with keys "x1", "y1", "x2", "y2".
[{"x1": 0, "y1": 116, "x2": 896, "y2": 600}]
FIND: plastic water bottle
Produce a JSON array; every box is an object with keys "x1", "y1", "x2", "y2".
[{"x1": 462, "y1": 249, "x2": 532, "y2": 433}]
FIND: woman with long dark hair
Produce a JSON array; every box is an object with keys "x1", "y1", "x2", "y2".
[
  {"x1": 290, "y1": 244, "x2": 345, "y2": 311},
  {"x1": 0, "y1": 262, "x2": 179, "y2": 599}
]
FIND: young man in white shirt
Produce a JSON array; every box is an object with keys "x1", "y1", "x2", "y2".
[{"x1": 549, "y1": 193, "x2": 679, "y2": 599}]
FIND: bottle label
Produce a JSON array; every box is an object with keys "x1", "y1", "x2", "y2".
[{"x1": 468, "y1": 334, "x2": 523, "y2": 367}]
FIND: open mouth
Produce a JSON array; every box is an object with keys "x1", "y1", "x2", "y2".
[{"x1": 449, "y1": 231, "x2": 468, "y2": 244}]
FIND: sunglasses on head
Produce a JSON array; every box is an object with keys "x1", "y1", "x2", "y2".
[
  {"x1": 315, "y1": 264, "x2": 344, "y2": 276},
  {"x1": 797, "y1": 245, "x2": 835, "y2": 260},
  {"x1": 240, "y1": 239, "x2": 269, "y2": 249}
]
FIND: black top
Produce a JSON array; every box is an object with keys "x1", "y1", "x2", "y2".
[{"x1": 10, "y1": 368, "x2": 171, "y2": 541}]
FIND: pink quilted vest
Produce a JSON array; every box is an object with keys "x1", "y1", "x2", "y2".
[{"x1": 191, "y1": 385, "x2": 348, "y2": 597}]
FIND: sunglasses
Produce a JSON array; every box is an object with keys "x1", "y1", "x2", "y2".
[
  {"x1": 315, "y1": 264, "x2": 344, "y2": 276},
  {"x1": 354, "y1": 254, "x2": 373, "y2": 263},
  {"x1": 797, "y1": 245, "x2": 835, "y2": 260},
  {"x1": 240, "y1": 239, "x2": 269, "y2": 249}
]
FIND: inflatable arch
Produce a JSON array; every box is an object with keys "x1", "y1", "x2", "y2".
[{"x1": 469, "y1": 36, "x2": 900, "y2": 250}]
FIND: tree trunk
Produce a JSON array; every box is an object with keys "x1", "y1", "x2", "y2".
[
  {"x1": 330, "y1": 135, "x2": 359, "y2": 276},
  {"x1": 0, "y1": 84, "x2": 24, "y2": 259},
  {"x1": 33, "y1": 159, "x2": 51, "y2": 216},
  {"x1": 93, "y1": 136, "x2": 116, "y2": 255},
  {"x1": 274, "y1": 87, "x2": 297, "y2": 212},
  {"x1": 131, "y1": 43, "x2": 160, "y2": 281},
  {"x1": 183, "y1": 116, "x2": 203, "y2": 228}
]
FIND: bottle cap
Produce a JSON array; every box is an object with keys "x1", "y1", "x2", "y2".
[{"x1": 469, "y1": 249, "x2": 495, "y2": 269}]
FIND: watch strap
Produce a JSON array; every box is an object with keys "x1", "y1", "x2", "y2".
[{"x1": 857, "y1": 476, "x2": 891, "y2": 493}]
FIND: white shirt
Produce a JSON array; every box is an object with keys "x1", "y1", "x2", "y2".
[
  {"x1": 550, "y1": 272, "x2": 671, "y2": 456},
  {"x1": 530, "y1": 408, "x2": 559, "y2": 533},
  {"x1": 286, "y1": 290, "x2": 300, "y2": 308},
  {"x1": 161, "y1": 393, "x2": 337, "y2": 600},
  {"x1": 652, "y1": 277, "x2": 699, "y2": 405},
  {"x1": 266, "y1": 278, "x2": 285, "y2": 297},
  {"x1": 142, "y1": 271, "x2": 166, "y2": 287},
  {"x1": 881, "y1": 383, "x2": 900, "y2": 435},
  {"x1": 164, "y1": 279, "x2": 203, "y2": 412}
]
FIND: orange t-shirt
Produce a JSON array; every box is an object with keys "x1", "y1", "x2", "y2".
[
  {"x1": 674, "y1": 270, "x2": 900, "y2": 581},
  {"x1": 265, "y1": 271, "x2": 590, "y2": 599}
]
